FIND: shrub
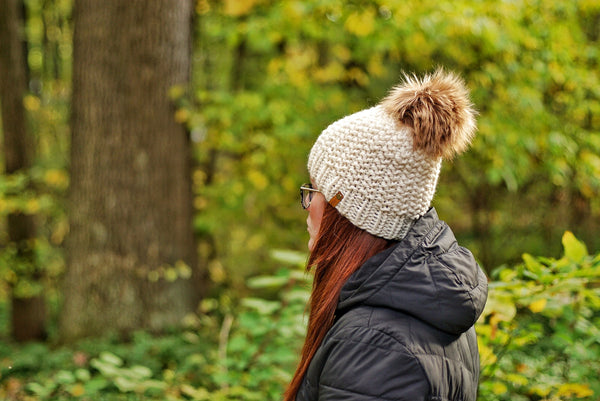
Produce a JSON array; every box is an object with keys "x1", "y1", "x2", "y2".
[
  {"x1": 478, "y1": 232, "x2": 600, "y2": 400},
  {"x1": 1, "y1": 235, "x2": 598, "y2": 400}
]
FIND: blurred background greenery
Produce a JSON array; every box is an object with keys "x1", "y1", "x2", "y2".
[{"x1": 0, "y1": 0, "x2": 599, "y2": 400}]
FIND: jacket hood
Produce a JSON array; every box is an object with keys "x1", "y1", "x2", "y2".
[{"x1": 337, "y1": 208, "x2": 488, "y2": 335}]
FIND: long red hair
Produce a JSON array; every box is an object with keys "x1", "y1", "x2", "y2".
[{"x1": 284, "y1": 203, "x2": 395, "y2": 400}]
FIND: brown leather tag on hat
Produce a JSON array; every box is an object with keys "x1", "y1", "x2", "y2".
[{"x1": 329, "y1": 191, "x2": 344, "y2": 207}]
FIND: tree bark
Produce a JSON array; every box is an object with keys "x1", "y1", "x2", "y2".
[
  {"x1": 0, "y1": 0, "x2": 47, "y2": 342},
  {"x1": 60, "y1": 0, "x2": 205, "y2": 341}
]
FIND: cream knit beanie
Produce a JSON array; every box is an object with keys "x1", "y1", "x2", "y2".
[{"x1": 307, "y1": 69, "x2": 477, "y2": 240}]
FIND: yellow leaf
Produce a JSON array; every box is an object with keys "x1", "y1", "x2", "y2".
[
  {"x1": 246, "y1": 233, "x2": 265, "y2": 251},
  {"x1": 557, "y1": 383, "x2": 594, "y2": 398},
  {"x1": 44, "y1": 169, "x2": 69, "y2": 189},
  {"x1": 165, "y1": 267, "x2": 178, "y2": 282},
  {"x1": 51, "y1": 219, "x2": 69, "y2": 245},
  {"x1": 23, "y1": 95, "x2": 40, "y2": 111},
  {"x1": 482, "y1": 294, "x2": 516, "y2": 322},
  {"x1": 148, "y1": 270, "x2": 160, "y2": 282},
  {"x1": 332, "y1": 44, "x2": 352, "y2": 63},
  {"x1": 313, "y1": 62, "x2": 345, "y2": 83},
  {"x1": 367, "y1": 55, "x2": 385, "y2": 77},
  {"x1": 477, "y1": 341, "x2": 497, "y2": 366},
  {"x1": 346, "y1": 67, "x2": 369, "y2": 87},
  {"x1": 562, "y1": 231, "x2": 588, "y2": 262},
  {"x1": 5, "y1": 269, "x2": 18, "y2": 284},
  {"x1": 0, "y1": 198, "x2": 8, "y2": 213},
  {"x1": 267, "y1": 58, "x2": 283, "y2": 76},
  {"x1": 209, "y1": 260, "x2": 226, "y2": 284},
  {"x1": 69, "y1": 383, "x2": 85, "y2": 397},
  {"x1": 181, "y1": 384, "x2": 210, "y2": 399},
  {"x1": 579, "y1": 0, "x2": 600, "y2": 12},
  {"x1": 580, "y1": 181, "x2": 594, "y2": 199},
  {"x1": 283, "y1": 45, "x2": 317, "y2": 88},
  {"x1": 506, "y1": 373, "x2": 528, "y2": 386},
  {"x1": 196, "y1": 0, "x2": 210, "y2": 14},
  {"x1": 175, "y1": 260, "x2": 192, "y2": 279},
  {"x1": 247, "y1": 170, "x2": 268, "y2": 190},
  {"x1": 492, "y1": 382, "x2": 508, "y2": 395},
  {"x1": 163, "y1": 368, "x2": 175, "y2": 381},
  {"x1": 193, "y1": 170, "x2": 207, "y2": 186},
  {"x1": 522, "y1": 253, "x2": 542, "y2": 274},
  {"x1": 282, "y1": 2, "x2": 304, "y2": 21},
  {"x1": 168, "y1": 84, "x2": 185, "y2": 100},
  {"x1": 174, "y1": 109, "x2": 189, "y2": 124},
  {"x1": 529, "y1": 385, "x2": 551, "y2": 397},
  {"x1": 26, "y1": 199, "x2": 41, "y2": 213},
  {"x1": 223, "y1": 0, "x2": 258, "y2": 16},
  {"x1": 344, "y1": 9, "x2": 376, "y2": 36},
  {"x1": 194, "y1": 196, "x2": 208, "y2": 210},
  {"x1": 528, "y1": 298, "x2": 547, "y2": 313}
]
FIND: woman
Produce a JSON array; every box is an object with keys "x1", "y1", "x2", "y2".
[{"x1": 285, "y1": 69, "x2": 488, "y2": 401}]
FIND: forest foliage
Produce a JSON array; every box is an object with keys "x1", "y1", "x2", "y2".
[
  {"x1": 1, "y1": 232, "x2": 599, "y2": 400},
  {"x1": 0, "y1": 0, "x2": 599, "y2": 400}
]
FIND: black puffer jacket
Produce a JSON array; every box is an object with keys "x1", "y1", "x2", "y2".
[{"x1": 296, "y1": 208, "x2": 488, "y2": 401}]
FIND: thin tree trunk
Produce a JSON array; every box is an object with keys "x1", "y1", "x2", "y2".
[
  {"x1": 60, "y1": 0, "x2": 205, "y2": 342},
  {"x1": 0, "y1": 0, "x2": 46, "y2": 342}
]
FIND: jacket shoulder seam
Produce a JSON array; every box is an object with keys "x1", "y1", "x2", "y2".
[
  {"x1": 329, "y1": 324, "x2": 430, "y2": 379},
  {"x1": 318, "y1": 382, "x2": 402, "y2": 401},
  {"x1": 321, "y1": 325, "x2": 430, "y2": 399}
]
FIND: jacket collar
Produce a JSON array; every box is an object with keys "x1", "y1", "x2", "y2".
[{"x1": 337, "y1": 208, "x2": 488, "y2": 335}]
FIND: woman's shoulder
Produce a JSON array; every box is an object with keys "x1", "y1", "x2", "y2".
[
  {"x1": 329, "y1": 306, "x2": 416, "y2": 349},
  {"x1": 331, "y1": 304, "x2": 467, "y2": 354},
  {"x1": 309, "y1": 306, "x2": 430, "y2": 400}
]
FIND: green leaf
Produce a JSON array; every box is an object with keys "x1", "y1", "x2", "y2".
[
  {"x1": 562, "y1": 231, "x2": 588, "y2": 262},
  {"x1": 90, "y1": 359, "x2": 120, "y2": 377},
  {"x1": 55, "y1": 370, "x2": 76, "y2": 384},
  {"x1": 522, "y1": 253, "x2": 543, "y2": 276},
  {"x1": 114, "y1": 376, "x2": 137, "y2": 392},
  {"x1": 482, "y1": 293, "x2": 517, "y2": 322},
  {"x1": 128, "y1": 365, "x2": 153, "y2": 380},
  {"x1": 75, "y1": 368, "x2": 91, "y2": 382},
  {"x1": 98, "y1": 351, "x2": 124, "y2": 366},
  {"x1": 241, "y1": 297, "x2": 281, "y2": 315},
  {"x1": 140, "y1": 379, "x2": 167, "y2": 391},
  {"x1": 282, "y1": 288, "x2": 311, "y2": 304},
  {"x1": 270, "y1": 249, "x2": 307, "y2": 266},
  {"x1": 247, "y1": 275, "x2": 289, "y2": 289},
  {"x1": 497, "y1": 267, "x2": 517, "y2": 282},
  {"x1": 25, "y1": 382, "x2": 53, "y2": 397},
  {"x1": 84, "y1": 377, "x2": 110, "y2": 394}
]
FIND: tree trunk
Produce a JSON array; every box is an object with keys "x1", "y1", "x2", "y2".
[
  {"x1": 60, "y1": 0, "x2": 204, "y2": 341},
  {"x1": 0, "y1": 0, "x2": 47, "y2": 342}
]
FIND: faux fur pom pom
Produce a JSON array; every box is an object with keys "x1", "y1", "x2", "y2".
[{"x1": 381, "y1": 69, "x2": 477, "y2": 159}]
